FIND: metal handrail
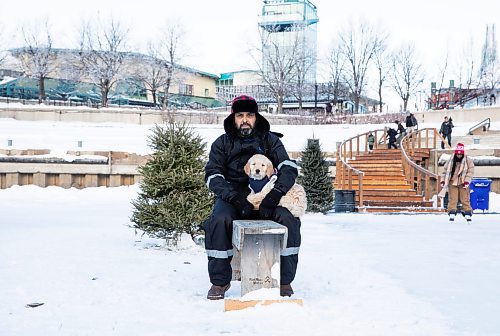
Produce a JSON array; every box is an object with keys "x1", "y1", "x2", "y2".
[{"x1": 468, "y1": 118, "x2": 491, "y2": 135}]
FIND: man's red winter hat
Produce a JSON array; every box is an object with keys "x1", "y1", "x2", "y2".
[{"x1": 231, "y1": 95, "x2": 258, "y2": 114}]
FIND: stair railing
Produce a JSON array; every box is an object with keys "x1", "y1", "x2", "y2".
[
  {"x1": 468, "y1": 118, "x2": 491, "y2": 135},
  {"x1": 399, "y1": 128, "x2": 450, "y2": 204},
  {"x1": 336, "y1": 128, "x2": 386, "y2": 209}
]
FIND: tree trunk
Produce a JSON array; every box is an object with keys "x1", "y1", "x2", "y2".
[
  {"x1": 277, "y1": 95, "x2": 284, "y2": 114},
  {"x1": 152, "y1": 90, "x2": 157, "y2": 106},
  {"x1": 354, "y1": 96, "x2": 360, "y2": 114},
  {"x1": 378, "y1": 77, "x2": 383, "y2": 113},
  {"x1": 162, "y1": 78, "x2": 171, "y2": 110},
  {"x1": 38, "y1": 76, "x2": 46, "y2": 104},
  {"x1": 298, "y1": 91, "x2": 303, "y2": 111},
  {"x1": 403, "y1": 93, "x2": 409, "y2": 111},
  {"x1": 101, "y1": 86, "x2": 109, "y2": 107},
  {"x1": 378, "y1": 90, "x2": 383, "y2": 112}
]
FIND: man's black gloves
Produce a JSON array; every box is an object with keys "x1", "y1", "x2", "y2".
[
  {"x1": 259, "y1": 188, "x2": 283, "y2": 219},
  {"x1": 231, "y1": 194, "x2": 254, "y2": 219}
]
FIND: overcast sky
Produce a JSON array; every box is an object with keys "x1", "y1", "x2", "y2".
[{"x1": 1, "y1": 0, "x2": 499, "y2": 108}]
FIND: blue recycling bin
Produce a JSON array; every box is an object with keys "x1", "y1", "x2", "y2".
[{"x1": 470, "y1": 178, "x2": 492, "y2": 212}]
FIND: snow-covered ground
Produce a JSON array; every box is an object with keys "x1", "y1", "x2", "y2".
[
  {"x1": 1, "y1": 117, "x2": 500, "y2": 335},
  {"x1": 1, "y1": 185, "x2": 500, "y2": 336}
]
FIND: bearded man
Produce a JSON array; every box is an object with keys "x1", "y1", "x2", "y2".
[{"x1": 203, "y1": 95, "x2": 301, "y2": 300}]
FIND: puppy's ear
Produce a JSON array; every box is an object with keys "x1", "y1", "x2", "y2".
[
  {"x1": 266, "y1": 163, "x2": 274, "y2": 178},
  {"x1": 244, "y1": 161, "x2": 251, "y2": 176}
]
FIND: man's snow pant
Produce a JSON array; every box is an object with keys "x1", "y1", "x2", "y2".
[
  {"x1": 448, "y1": 184, "x2": 472, "y2": 213},
  {"x1": 203, "y1": 198, "x2": 301, "y2": 287}
]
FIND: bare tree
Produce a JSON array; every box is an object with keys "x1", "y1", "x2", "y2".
[
  {"x1": 372, "y1": 33, "x2": 389, "y2": 113},
  {"x1": 288, "y1": 30, "x2": 316, "y2": 112},
  {"x1": 78, "y1": 18, "x2": 128, "y2": 107},
  {"x1": 433, "y1": 52, "x2": 449, "y2": 109},
  {"x1": 390, "y1": 44, "x2": 424, "y2": 112},
  {"x1": 12, "y1": 21, "x2": 56, "y2": 103},
  {"x1": 155, "y1": 21, "x2": 186, "y2": 109},
  {"x1": 454, "y1": 39, "x2": 480, "y2": 107},
  {"x1": 133, "y1": 44, "x2": 170, "y2": 107},
  {"x1": 479, "y1": 60, "x2": 499, "y2": 103},
  {"x1": 326, "y1": 41, "x2": 346, "y2": 113},
  {"x1": 255, "y1": 25, "x2": 302, "y2": 114},
  {"x1": 290, "y1": 52, "x2": 315, "y2": 112},
  {"x1": 480, "y1": 66, "x2": 499, "y2": 106},
  {"x1": 338, "y1": 20, "x2": 383, "y2": 114}
]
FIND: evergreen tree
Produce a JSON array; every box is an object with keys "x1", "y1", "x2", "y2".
[
  {"x1": 297, "y1": 138, "x2": 333, "y2": 212},
  {"x1": 131, "y1": 122, "x2": 214, "y2": 243}
]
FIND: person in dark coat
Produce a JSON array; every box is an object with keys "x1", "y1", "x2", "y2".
[
  {"x1": 405, "y1": 112, "x2": 418, "y2": 134},
  {"x1": 386, "y1": 127, "x2": 398, "y2": 149},
  {"x1": 325, "y1": 102, "x2": 333, "y2": 114},
  {"x1": 395, "y1": 120, "x2": 405, "y2": 146},
  {"x1": 204, "y1": 95, "x2": 300, "y2": 300},
  {"x1": 439, "y1": 116, "x2": 454, "y2": 149}
]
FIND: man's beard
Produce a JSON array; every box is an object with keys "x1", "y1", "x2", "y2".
[{"x1": 238, "y1": 124, "x2": 254, "y2": 137}]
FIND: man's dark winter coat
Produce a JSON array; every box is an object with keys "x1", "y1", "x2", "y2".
[
  {"x1": 406, "y1": 114, "x2": 418, "y2": 128},
  {"x1": 205, "y1": 112, "x2": 297, "y2": 202},
  {"x1": 387, "y1": 128, "x2": 398, "y2": 141},
  {"x1": 440, "y1": 120, "x2": 454, "y2": 136}
]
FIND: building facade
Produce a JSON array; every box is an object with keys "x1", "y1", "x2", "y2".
[
  {"x1": 259, "y1": 0, "x2": 318, "y2": 84},
  {"x1": 0, "y1": 49, "x2": 223, "y2": 109}
]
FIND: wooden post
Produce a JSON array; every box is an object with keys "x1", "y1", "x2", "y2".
[{"x1": 232, "y1": 220, "x2": 287, "y2": 297}]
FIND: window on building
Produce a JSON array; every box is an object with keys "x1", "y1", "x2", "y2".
[
  {"x1": 179, "y1": 84, "x2": 193, "y2": 96},
  {"x1": 205, "y1": 88, "x2": 209, "y2": 97}
]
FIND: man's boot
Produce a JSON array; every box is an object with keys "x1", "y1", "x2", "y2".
[
  {"x1": 448, "y1": 210, "x2": 456, "y2": 222},
  {"x1": 463, "y1": 211, "x2": 472, "y2": 222},
  {"x1": 280, "y1": 284, "x2": 294, "y2": 297},
  {"x1": 207, "y1": 283, "x2": 231, "y2": 300}
]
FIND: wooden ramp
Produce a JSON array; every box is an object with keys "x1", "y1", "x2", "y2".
[
  {"x1": 336, "y1": 148, "x2": 443, "y2": 213},
  {"x1": 224, "y1": 299, "x2": 303, "y2": 311}
]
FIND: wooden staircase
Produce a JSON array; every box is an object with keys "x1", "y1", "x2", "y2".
[
  {"x1": 335, "y1": 128, "x2": 450, "y2": 213},
  {"x1": 339, "y1": 148, "x2": 441, "y2": 212}
]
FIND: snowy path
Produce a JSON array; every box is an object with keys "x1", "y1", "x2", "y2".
[{"x1": 1, "y1": 185, "x2": 500, "y2": 335}]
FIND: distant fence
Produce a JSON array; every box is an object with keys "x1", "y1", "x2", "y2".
[
  {"x1": 0, "y1": 96, "x2": 103, "y2": 109},
  {"x1": 0, "y1": 102, "x2": 410, "y2": 126}
]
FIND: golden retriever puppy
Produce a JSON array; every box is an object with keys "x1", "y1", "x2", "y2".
[{"x1": 244, "y1": 154, "x2": 307, "y2": 217}]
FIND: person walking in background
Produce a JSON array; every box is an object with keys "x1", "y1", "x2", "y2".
[
  {"x1": 405, "y1": 112, "x2": 418, "y2": 134},
  {"x1": 395, "y1": 120, "x2": 405, "y2": 146},
  {"x1": 325, "y1": 102, "x2": 332, "y2": 114},
  {"x1": 440, "y1": 143, "x2": 474, "y2": 222},
  {"x1": 439, "y1": 116, "x2": 454, "y2": 149},
  {"x1": 386, "y1": 127, "x2": 398, "y2": 149},
  {"x1": 367, "y1": 132, "x2": 375, "y2": 152}
]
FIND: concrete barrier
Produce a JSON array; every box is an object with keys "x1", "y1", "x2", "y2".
[
  {"x1": 415, "y1": 106, "x2": 500, "y2": 124},
  {"x1": 0, "y1": 105, "x2": 316, "y2": 125}
]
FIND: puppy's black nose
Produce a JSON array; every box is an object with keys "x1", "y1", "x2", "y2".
[{"x1": 255, "y1": 169, "x2": 260, "y2": 174}]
